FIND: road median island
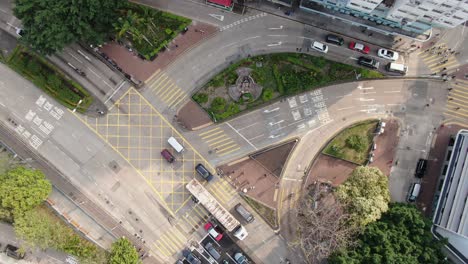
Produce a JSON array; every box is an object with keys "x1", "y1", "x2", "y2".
[
  {"x1": 193, "y1": 53, "x2": 384, "y2": 122},
  {"x1": 322, "y1": 119, "x2": 379, "y2": 165},
  {"x1": 5, "y1": 46, "x2": 93, "y2": 113}
]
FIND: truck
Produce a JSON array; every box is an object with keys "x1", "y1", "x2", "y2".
[{"x1": 186, "y1": 179, "x2": 248, "y2": 240}]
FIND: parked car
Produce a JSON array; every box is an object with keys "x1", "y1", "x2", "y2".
[
  {"x1": 195, "y1": 163, "x2": 214, "y2": 182},
  {"x1": 358, "y1": 56, "x2": 380, "y2": 69},
  {"x1": 378, "y1": 48, "x2": 399, "y2": 61},
  {"x1": 234, "y1": 252, "x2": 248, "y2": 264},
  {"x1": 204, "y1": 222, "x2": 223, "y2": 241},
  {"x1": 5, "y1": 244, "x2": 24, "y2": 260},
  {"x1": 414, "y1": 159, "x2": 428, "y2": 178},
  {"x1": 311, "y1": 41, "x2": 328, "y2": 53},
  {"x1": 349, "y1": 42, "x2": 370, "y2": 54},
  {"x1": 182, "y1": 249, "x2": 201, "y2": 264},
  {"x1": 325, "y1": 34, "x2": 344, "y2": 46}
]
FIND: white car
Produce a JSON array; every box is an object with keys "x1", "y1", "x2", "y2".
[
  {"x1": 378, "y1": 49, "x2": 399, "y2": 61},
  {"x1": 312, "y1": 41, "x2": 328, "y2": 53}
]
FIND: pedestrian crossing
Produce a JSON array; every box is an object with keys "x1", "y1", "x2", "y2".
[
  {"x1": 198, "y1": 127, "x2": 241, "y2": 157},
  {"x1": 146, "y1": 69, "x2": 188, "y2": 109},
  {"x1": 153, "y1": 226, "x2": 188, "y2": 258},
  {"x1": 444, "y1": 79, "x2": 468, "y2": 127},
  {"x1": 205, "y1": 178, "x2": 238, "y2": 206},
  {"x1": 418, "y1": 43, "x2": 460, "y2": 74}
]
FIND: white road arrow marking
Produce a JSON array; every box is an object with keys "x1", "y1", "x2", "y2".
[
  {"x1": 268, "y1": 25, "x2": 283, "y2": 30},
  {"x1": 267, "y1": 42, "x2": 282, "y2": 47},
  {"x1": 209, "y1": 14, "x2": 224, "y2": 21}
]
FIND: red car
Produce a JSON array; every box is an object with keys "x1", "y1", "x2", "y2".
[
  {"x1": 204, "y1": 222, "x2": 223, "y2": 241},
  {"x1": 349, "y1": 42, "x2": 370, "y2": 54}
]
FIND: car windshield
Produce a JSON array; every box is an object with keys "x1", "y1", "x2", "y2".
[{"x1": 387, "y1": 51, "x2": 394, "y2": 56}]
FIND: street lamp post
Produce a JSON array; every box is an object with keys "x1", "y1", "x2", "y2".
[{"x1": 72, "y1": 99, "x2": 83, "y2": 113}]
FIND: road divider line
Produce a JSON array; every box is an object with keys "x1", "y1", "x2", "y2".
[
  {"x1": 226, "y1": 122, "x2": 257, "y2": 150},
  {"x1": 201, "y1": 130, "x2": 224, "y2": 139},
  {"x1": 208, "y1": 137, "x2": 231, "y2": 147},
  {"x1": 337, "y1": 106, "x2": 354, "y2": 111}
]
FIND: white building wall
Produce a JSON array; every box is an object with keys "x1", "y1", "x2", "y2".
[
  {"x1": 387, "y1": 0, "x2": 468, "y2": 28},
  {"x1": 345, "y1": 0, "x2": 383, "y2": 13}
]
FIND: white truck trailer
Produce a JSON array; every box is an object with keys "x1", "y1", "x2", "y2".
[{"x1": 186, "y1": 179, "x2": 248, "y2": 240}]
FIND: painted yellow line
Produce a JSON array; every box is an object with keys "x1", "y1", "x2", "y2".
[
  {"x1": 108, "y1": 87, "x2": 133, "y2": 111},
  {"x1": 171, "y1": 94, "x2": 188, "y2": 108},
  {"x1": 205, "y1": 134, "x2": 228, "y2": 143},
  {"x1": 208, "y1": 137, "x2": 231, "y2": 147},
  {"x1": 162, "y1": 88, "x2": 183, "y2": 103},
  {"x1": 454, "y1": 84, "x2": 468, "y2": 91},
  {"x1": 217, "y1": 143, "x2": 239, "y2": 153},
  {"x1": 192, "y1": 206, "x2": 207, "y2": 221},
  {"x1": 457, "y1": 79, "x2": 468, "y2": 85},
  {"x1": 201, "y1": 130, "x2": 224, "y2": 139},
  {"x1": 445, "y1": 109, "x2": 468, "y2": 118},
  {"x1": 448, "y1": 101, "x2": 467, "y2": 107},
  {"x1": 208, "y1": 185, "x2": 229, "y2": 204},
  {"x1": 167, "y1": 92, "x2": 186, "y2": 106},
  {"x1": 451, "y1": 91, "x2": 468, "y2": 100},
  {"x1": 211, "y1": 140, "x2": 236, "y2": 149},
  {"x1": 432, "y1": 61, "x2": 459, "y2": 71},
  {"x1": 145, "y1": 68, "x2": 162, "y2": 83},
  {"x1": 218, "y1": 179, "x2": 237, "y2": 196},
  {"x1": 219, "y1": 147, "x2": 241, "y2": 156},
  {"x1": 452, "y1": 89, "x2": 468, "y2": 96},
  {"x1": 162, "y1": 233, "x2": 182, "y2": 250},
  {"x1": 213, "y1": 180, "x2": 234, "y2": 199},
  {"x1": 154, "y1": 241, "x2": 171, "y2": 257},
  {"x1": 423, "y1": 56, "x2": 441, "y2": 64},
  {"x1": 152, "y1": 78, "x2": 172, "y2": 95},
  {"x1": 158, "y1": 82, "x2": 177, "y2": 98},
  {"x1": 171, "y1": 227, "x2": 188, "y2": 245},
  {"x1": 427, "y1": 57, "x2": 456, "y2": 67},
  {"x1": 150, "y1": 75, "x2": 169, "y2": 91},
  {"x1": 443, "y1": 119, "x2": 468, "y2": 128},
  {"x1": 198, "y1": 127, "x2": 221, "y2": 136}
]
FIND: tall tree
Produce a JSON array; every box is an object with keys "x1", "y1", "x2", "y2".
[
  {"x1": 0, "y1": 166, "x2": 51, "y2": 220},
  {"x1": 329, "y1": 203, "x2": 449, "y2": 264},
  {"x1": 296, "y1": 183, "x2": 358, "y2": 263},
  {"x1": 13, "y1": 0, "x2": 127, "y2": 54},
  {"x1": 109, "y1": 237, "x2": 140, "y2": 264},
  {"x1": 335, "y1": 166, "x2": 390, "y2": 227}
]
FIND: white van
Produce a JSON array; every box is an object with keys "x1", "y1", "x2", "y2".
[
  {"x1": 167, "y1": 137, "x2": 184, "y2": 153},
  {"x1": 407, "y1": 183, "x2": 421, "y2": 202},
  {"x1": 386, "y1": 63, "x2": 408, "y2": 75}
]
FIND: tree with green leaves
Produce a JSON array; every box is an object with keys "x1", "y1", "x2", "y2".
[
  {"x1": 14, "y1": 0, "x2": 127, "y2": 54},
  {"x1": 335, "y1": 166, "x2": 390, "y2": 227},
  {"x1": 329, "y1": 203, "x2": 449, "y2": 264},
  {"x1": 0, "y1": 166, "x2": 51, "y2": 221},
  {"x1": 109, "y1": 237, "x2": 140, "y2": 264}
]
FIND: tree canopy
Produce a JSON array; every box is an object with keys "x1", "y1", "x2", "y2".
[
  {"x1": 0, "y1": 166, "x2": 51, "y2": 220},
  {"x1": 109, "y1": 237, "x2": 140, "y2": 264},
  {"x1": 329, "y1": 203, "x2": 449, "y2": 264},
  {"x1": 335, "y1": 166, "x2": 390, "y2": 227},
  {"x1": 13, "y1": 0, "x2": 126, "y2": 54}
]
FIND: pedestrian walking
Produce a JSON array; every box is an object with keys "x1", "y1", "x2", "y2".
[
  {"x1": 442, "y1": 67, "x2": 447, "y2": 71},
  {"x1": 455, "y1": 107, "x2": 461, "y2": 110},
  {"x1": 449, "y1": 98, "x2": 453, "y2": 101},
  {"x1": 448, "y1": 87, "x2": 453, "y2": 91}
]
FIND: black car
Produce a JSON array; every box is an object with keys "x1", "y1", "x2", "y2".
[
  {"x1": 415, "y1": 159, "x2": 428, "y2": 178},
  {"x1": 182, "y1": 249, "x2": 201, "y2": 264},
  {"x1": 195, "y1": 164, "x2": 214, "y2": 182},
  {"x1": 5, "y1": 244, "x2": 25, "y2": 260},
  {"x1": 325, "y1": 34, "x2": 344, "y2": 46},
  {"x1": 358, "y1": 56, "x2": 380, "y2": 69}
]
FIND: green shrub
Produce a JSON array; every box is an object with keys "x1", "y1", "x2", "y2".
[
  {"x1": 262, "y1": 89, "x2": 273, "y2": 102},
  {"x1": 272, "y1": 65, "x2": 284, "y2": 94},
  {"x1": 345, "y1": 134, "x2": 367, "y2": 152},
  {"x1": 193, "y1": 93, "x2": 208, "y2": 104},
  {"x1": 165, "y1": 28, "x2": 172, "y2": 35},
  {"x1": 210, "y1": 97, "x2": 226, "y2": 113},
  {"x1": 328, "y1": 144, "x2": 343, "y2": 157}
]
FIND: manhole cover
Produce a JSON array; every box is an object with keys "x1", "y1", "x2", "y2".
[{"x1": 108, "y1": 161, "x2": 121, "y2": 173}]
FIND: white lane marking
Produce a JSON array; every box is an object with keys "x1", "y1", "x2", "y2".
[
  {"x1": 238, "y1": 122, "x2": 258, "y2": 131},
  {"x1": 226, "y1": 122, "x2": 258, "y2": 150},
  {"x1": 298, "y1": 36, "x2": 314, "y2": 40},
  {"x1": 268, "y1": 35, "x2": 288, "y2": 37},
  {"x1": 209, "y1": 14, "x2": 224, "y2": 21},
  {"x1": 264, "y1": 107, "x2": 280, "y2": 113},
  {"x1": 0, "y1": 102, "x2": 5, "y2": 107},
  {"x1": 244, "y1": 36, "x2": 260, "y2": 41},
  {"x1": 358, "y1": 86, "x2": 374, "y2": 90},
  {"x1": 267, "y1": 42, "x2": 282, "y2": 47},
  {"x1": 103, "y1": 80, "x2": 113, "y2": 89},
  {"x1": 337, "y1": 106, "x2": 354, "y2": 111},
  {"x1": 269, "y1": 26, "x2": 283, "y2": 30},
  {"x1": 386, "y1": 103, "x2": 401, "y2": 106},
  {"x1": 248, "y1": 134, "x2": 265, "y2": 141},
  {"x1": 357, "y1": 98, "x2": 375, "y2": 101},
  {"x1": 104, "y1": 81, "x2": 126, "y2": 104},
  {"x1": 269, "y1": 120, "x2": 284, "y2": 126},
  {"x1": 336, "y1": 94, "x2": 353, "y2": 98},
  {"x1": 67, "y1": 52, "x2": 83, "y2": 64},
  {"x1": 221, "y1": 41, "x2": 239, "y2": 49},
  {"x1": 349, "y1": 57, "x2": 359, "y2": 60},
  {"x1": 361, "y1": 91, "x2": 377, "y2": 94},
  {"x1": 360, "y1": 108, "x2": 377, "y2": 112},
  {"x1": 88, "y1": 68, "x2": 101, "y2": 78},
  {"x1": 384, "y1": 90, "x2": 401, "y2": 93},
  {"x1": 283, "y1": 177, "x2": 301, "y2": 181},
  {"x1": 77, "y1": 50, "x2": 91, "y2": 61}
]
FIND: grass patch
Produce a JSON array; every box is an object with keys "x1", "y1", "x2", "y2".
[
  {"x1": 242, "y1": 195, "x2": 278, "y2": 229},
  {"x1": 114, "y1": 2, "x2": 191, "y2": 60},
  {"x1": 193, "y1": 53, "x2": 384, "y2": 121},
  {"x1": 323, "y1": 120, "x2": 378, "y2": 165},
  {"x1": 6, "y1": 46, "x2": 92, "y2": 113}
]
